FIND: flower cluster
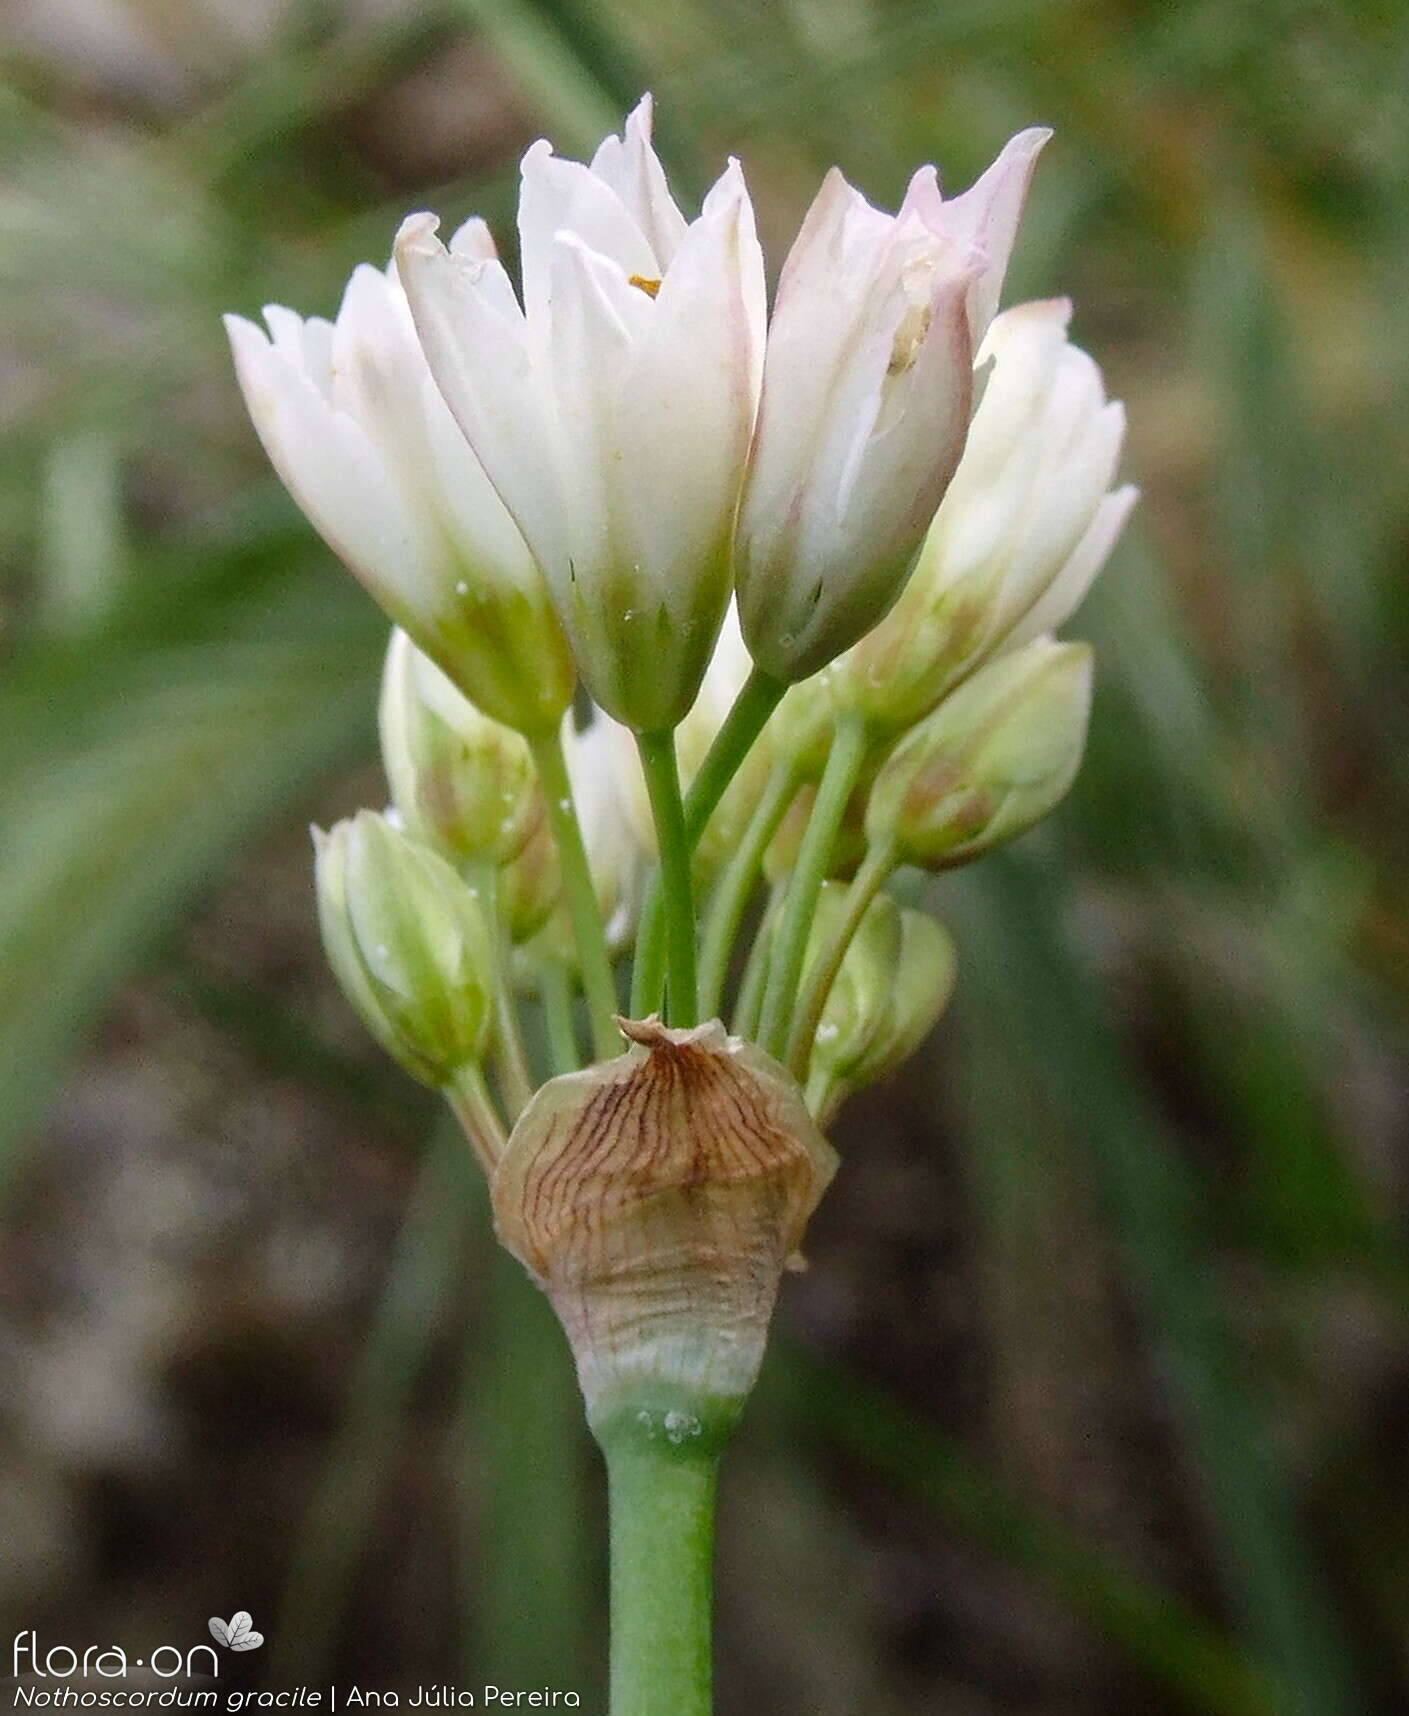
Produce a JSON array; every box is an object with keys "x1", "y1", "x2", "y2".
[{"x1": 228, "y1": 97, "x2": 1132, "y2": 1426}]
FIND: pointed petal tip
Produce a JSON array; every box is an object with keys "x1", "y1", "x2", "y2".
[
  {"x1": 222, "y1": 311, "x2": 264, "y2": 347},
  {"x1": 394, "y1": 211, "x2": 443, "y2": 257}
]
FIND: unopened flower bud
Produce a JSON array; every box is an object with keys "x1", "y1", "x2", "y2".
[
  {"x1": 493, "y1": 1018, "x2": 836, "y2": 1438},
  {"x1": 380, "y1": 629, "x2": 543, "y2": 868},
  {"x1": 833, "y1": 300, "x2": 1134, "y2": 733},
  {"x1": 865, "y1": 638, "x2": 1092, "y2": 867},
  {"x1": 314, "y1": 810, "x2": 493, "y2": 1084},
  {"x1": 498, "y1": 814, "x2": 562, "y2": 946},
  {"x1": 803, "y1": 883, "x2": 902, "y2": 1086},
  {"x1": 844, "y1": 909, "x2": 957, "y2": 1091}
]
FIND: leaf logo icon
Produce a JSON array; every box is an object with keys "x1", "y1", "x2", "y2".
[{"x1": 208, "y1": 1613, "x2": 264, "y2": 1652}]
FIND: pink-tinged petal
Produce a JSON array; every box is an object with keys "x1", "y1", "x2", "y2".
[
  {"x1": 904, "y1": 127, "x2": 1051, "y2": 339},
  {"x1": 395, "y1": 213, "x2": 570, "y2": 583},
  {"x1": 589, "y1": 93, "x2": 688, "y2": 267},
  {"x1": 1005, "y1": 484, "x2": 1138, "y2": 650},
  {"x1": 737, "y1": 171, "x2": 888, "y2": 583},
  {"x1": 739, "y1": 182, "x2": 982, "y2": 679},
  {"x1": 517, "y1": 140, "x2": 659, "y2": 336}
]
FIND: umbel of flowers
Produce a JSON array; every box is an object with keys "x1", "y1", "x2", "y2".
[{"x1": 227, "y1": 95, "x2": 1134, "y2": 1716}]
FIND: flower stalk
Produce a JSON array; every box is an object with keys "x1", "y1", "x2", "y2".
[
  {"x1": 605, "y1": 1436, "x2": 719, "y2": 1716},
  {"x1": 636, "y1": 729, "x2": 699, "y2": 1026},
  {"x1": 757, "y1": 714, "x2": 870, "y2": 1060},
  {"x1": 528, "y1": 728, "x2": 621, "y2": 1062},
  {"x1": 630, "y1": 664, "x2": 787, "y2": 1017}
]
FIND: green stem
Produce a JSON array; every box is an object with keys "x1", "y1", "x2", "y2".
[
  {"x1": 444, "y1": 1061, "x2": 507, "y2": 1172},
  {"x1": 630, "y1": 666, "x2": 786, "y2": 1017},
  {"x1": 683, "y1": 667, "x2": 788, "y2": 843},
  {"x1": 636, "y1": 728, "x2": 698, "y2": 1027},
  {"x1": 785, "y1": 840, "x2": 896, "y2": 1080},
  {"x1": 757, "y1": 715, "x2": 870, "y2": 1060},
  {"x1": 537, "y1": 957, "x2": 581, "y2": 1077},
  {"x1": 530, "y1": 729, "x2": 620, "y2": 1062},
  {"x1": 473, "y1": 864, "x2": 535, "y2": 1119},
  {"x1": 733, "y1": 881, "x2": 781, "y2": 1039},
  {"x1": 697, "y1": 763, "x2": 797, "y2": 1019},
  {"x1": 605, "y1": 1439, "x2": 718, "y2": 1716}
]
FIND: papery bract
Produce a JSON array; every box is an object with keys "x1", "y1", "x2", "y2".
[{"x1": 492, "y1": 1018, "x2": 836, "y2": 1434}]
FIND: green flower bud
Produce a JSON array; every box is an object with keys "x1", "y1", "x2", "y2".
[
  {"x1": 498, "y1": 814, "x2": 563, "y2": 947},
  {"x1": 803, "y1": 882, "x2": 902, "y2": 1087},
  {"x1": 380, "y1": 629, "x2": 543, "y2": 868},
  {"x1": 845, "y1": 909, "x2": 957, "y2": 1090},
  {"x1": 865, "y1": 638, "x2": 1092, "y2": 867},
  {"x1": 314, "y1": 810, "x2": 494, "y2": 1084}
]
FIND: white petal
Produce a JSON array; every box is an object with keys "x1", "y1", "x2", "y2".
[
  {"x1": 615, "y1": 159, "x2": 763, "y2": 617},
  {"x1": 449, "y1": 216, "x2": 497, "y2": 261},
  {"x1": 906, "y1": 128, "x2": 1051, "y2": 339},
  {"x1": 998, "y1": 398, "x2": 1126, "y2": 624},
  {"x1": 225, "y1": 313, "x2": 430, "y2": 618},
  {"x1": 1005, "y1": 485, "x2": 1138, "y2": 650},
  {"x1": 396, "y1": 213, "x2": 570, "y2": 583},
  {"x1": 517, "y1": 140, "x2": 659, "y2": 337},
  {"x1": 546, "y1": 230, "x2": 647, "y2": 575},
  {"x1": 589, "y1": 94, "x2": 688, "y2": 267}
]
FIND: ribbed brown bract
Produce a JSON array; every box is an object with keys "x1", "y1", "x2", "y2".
[{"x1": 492, "y1": 1017, "x2": 837, "y2": 1428}]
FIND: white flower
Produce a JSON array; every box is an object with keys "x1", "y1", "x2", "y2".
[
  {"x1": 735, "y1": 129, "x2": 1050, "y2": 684},
  {"x1": 225, "y1": 231, "x2": 574, "y2": 736},
  {"x1": 835, "y1": 297, "x2": 1136, "y2": 732},
  {"x1": 395, "y1": 95, "x2": 766, "y2": 734}
]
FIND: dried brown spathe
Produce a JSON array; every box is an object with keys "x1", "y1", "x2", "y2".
[{"x1": 492, "y1": 1017, "x2": 837, "y2": 1432}]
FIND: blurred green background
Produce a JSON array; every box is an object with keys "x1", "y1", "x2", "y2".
[{"x1": 2, "y1": 1, "x2": 1407, "y2": 1711}]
